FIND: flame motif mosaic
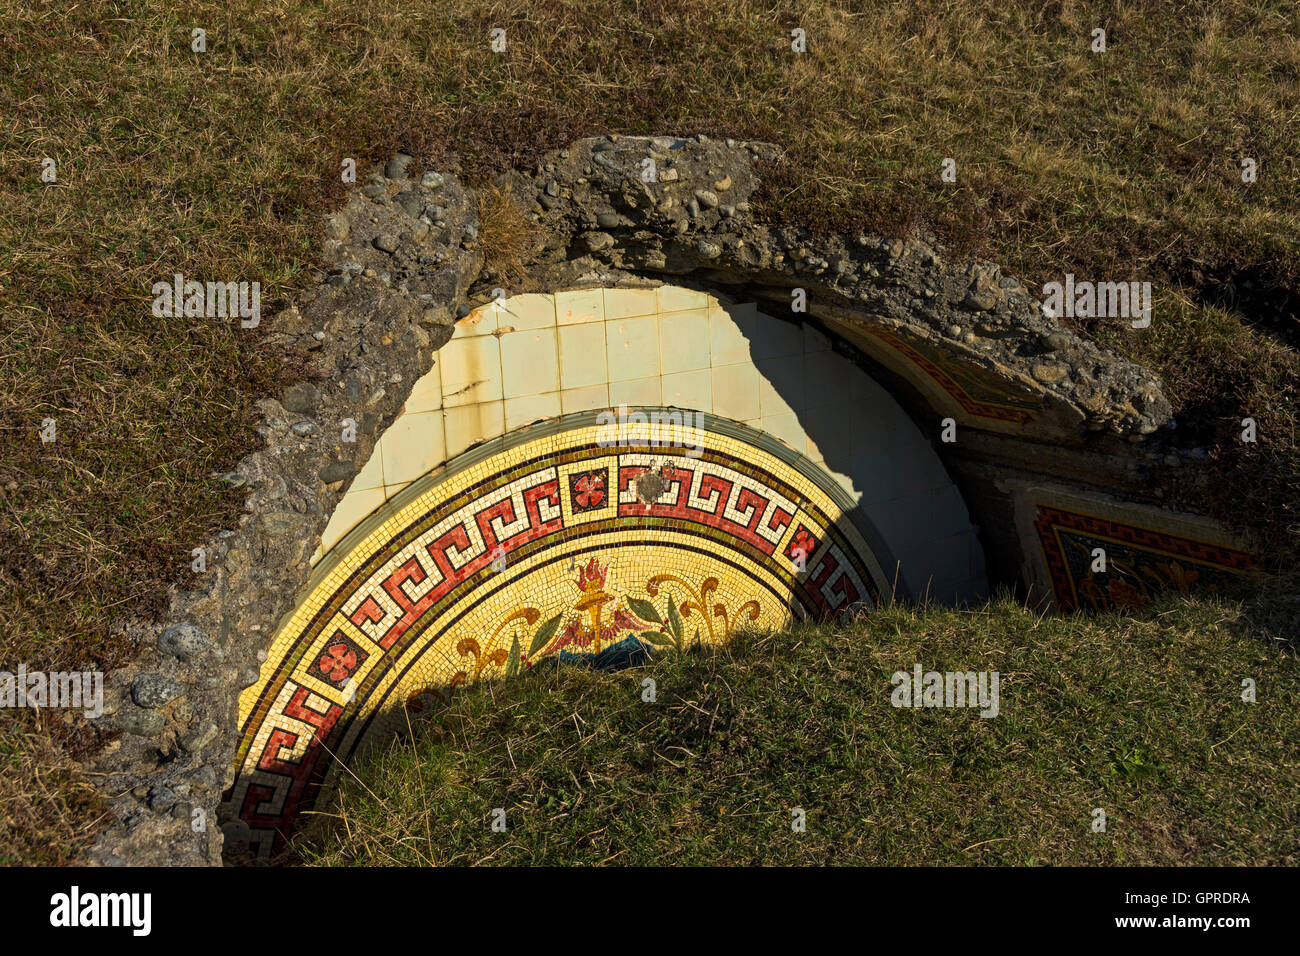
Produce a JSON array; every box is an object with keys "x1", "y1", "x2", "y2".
[{"x1": 228, "y1": 410, "x2": 889, "y2": 854}]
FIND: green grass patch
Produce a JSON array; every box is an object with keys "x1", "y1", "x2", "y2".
[{"x1": 295, "y1": 593, "x2": 1298, "y2": 866}]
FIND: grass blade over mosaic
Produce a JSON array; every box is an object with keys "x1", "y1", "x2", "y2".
[{"x1": 291, "y1": 599, "x2": 1299, "y2": 867}]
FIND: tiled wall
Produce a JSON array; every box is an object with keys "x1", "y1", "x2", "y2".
[{"x1": 315, "y1": 285, "x2": 985, "y2": 601}]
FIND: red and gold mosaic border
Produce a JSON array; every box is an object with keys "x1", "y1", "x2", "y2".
[
  {"x1": 1033, "y1": 502, "x2": 1254, "y2": 612},
  {"x1": 866, "y1": 327, "x2": 1042, "y2": 425},
  {"x1": 226, "y1": 411, "x2": 891, "y2": 854}
]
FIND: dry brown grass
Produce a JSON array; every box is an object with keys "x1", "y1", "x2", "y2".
[
  {"x1": 0, "y1": 712, "x2": 111, "y2": 866},
  {"x1": 476, "y1": 182, "x2": 541, "y2": 287}
]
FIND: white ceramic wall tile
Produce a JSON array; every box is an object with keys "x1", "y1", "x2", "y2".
[
  {"x1": 312, "y1": 283, "x2": 983, "y2": 603},
  {"x1": 859, "y1": 407, "x2": 914, "y2": 453},
  {"x1": 443, "y1": 400, "x2": 504, "y2": 459},
  {"x1": 609, "y1": 376, "x2": 661, "y2": 407},
  {"x1": 803, "y1": 323, "x2": 831, "y2": 353},
  {"x1": 900, "y1": 409, "x2": 946, "y2": 454},
  {"x1": 404, "y1": 363, "x2": 442, "y2": 414},
  {"x1": 657, "y1": 285, "x2": 708, "y2": 313},
  {"x1": 863, "y1": 499, "x2": 923, "y2": 562},
  {"x1": 320, "y1": 486, "x2": 387, "y2": 555},
  {"x1": 709, "y1": 307, "x2": 753, "y2": 367},
  {"x1": 800, "y1": 403, "x2": 845, "y2": 467},
  {"x1": 712, "y1": 362, "x2": 761, "y2": 421},
  {"x1": 505, "y1": 391, "x2": 562, "y2": 430},
  {"x1": 828, "y1": 467, "x2": 858, "y2": 501},
  {"x1": 381, "y1": 411, "x2": 446, "y2": 486},
  {"x1": 555, "y1": 288, "x2": 604, "y2": 326},
  {"x1": 805, "y1": 427, "x2": 826, "y2": 465},
  {"x1": 499, "y1": 292, "x2": 556, "y2": 333},
  {"x1": 925, "y1": 485, "x2": 971, "y2": 533},
  {"x1": 561, "y1": 383, "x2": 611, "y2": 413},
  {"x1": 351, "y1": 445, "x2": 385, "y2": 492},
  {"x1": 848, "y1": 449, "x2": 908, "y2": 503},
  {"x1": 558, "y1": 322, "x2": 608, "y2": 389},
  {"x1": 805, "y1": 350, "x2": 853, "y2": 408},
  {"x1": 660, "y1": 368, "x2": 711, "y2": 410},
  {"x1": 756, "y1": 356, "x2": 805, "y2": 418},
  {"x1": 893, "y1": 447, "x2": 943, "y2": 498},
  {"x1": 850, "y1": 363, "x2": 879, "y2": 401},
  {"x1": 455, "y1": 303, "x2": 500, "y2": 337},
  {"x1": 757, "y1": 412, "x2": 806, "y2": 453},
  {"x1": 603, "y1": 287, "x2": 658, "y2": 321},
  {"x1": 848, "y1": 420, "x2": 878, "y2": 460},
  {"x1": 729, "y1": 302, "x2": 761, "y2": 346},
  {"x1": 748, "y1": 315, "x2": 804, "y2": 361},
  {"x1": 439, "y1": 335, "x2": 502, "y2": 407},
  {"x1": 501, "y1": 328, "x2": 559, "y2": 398},
  {"x1": 658, "y1": 309, "x2": 710, "y2": 374},
  {"x1": 606, "y1": 315, "x2": 660, "y2": 382}
]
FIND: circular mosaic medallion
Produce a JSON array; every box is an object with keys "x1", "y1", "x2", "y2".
[{"x1": 228, "y1": 410, "x2": 891, "y2": 853}]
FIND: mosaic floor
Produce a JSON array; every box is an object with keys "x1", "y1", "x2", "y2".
[{"x1": 230, "y1": 411, "x2": 889, "y2": 854}]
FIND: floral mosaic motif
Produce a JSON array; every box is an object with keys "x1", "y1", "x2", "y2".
[
  {"x1": 784, "y1": 525, "x2": 818, "y2": 565},
  {"x1": 452, "y1": 607, "x2": 539, "y2": 687},
  {"x1": 1076, "y1": 554, "x2": 1204, "y2": 612},
  {"x1": 308, "y1": 632, "x2": 368, "y2": 689},
  {"x1": 519, "y1": 563, "x2": 763, "y2": 663},
  {"x1": 569, "y1": 469, "x2": 607, "y2": 512},
  {"x1": 539, "y1": 557, "x2": 648, "y2": 657},
  {"x1": 636, "y1": 573, "x2": 761, "y2": 651},
  {"x1": 404, "y1": 557, "x2": 767, "y2": 707}
]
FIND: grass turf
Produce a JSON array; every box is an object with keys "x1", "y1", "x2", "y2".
[{"x1": 294, "y1": 593, "x2": 1298, "y2": 866}]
